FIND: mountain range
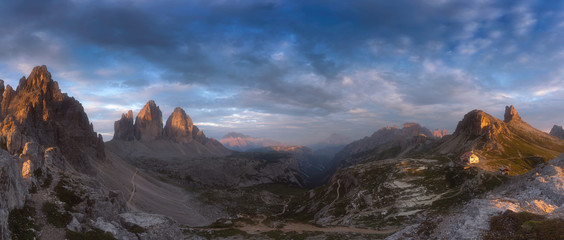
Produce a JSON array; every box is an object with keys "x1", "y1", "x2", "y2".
[
  {"x1": 219, "y1": 132, "x2": 285, "y2": 151},
  {"x1": 0, "y1": 65, "x2": 563, "y2": 240}
]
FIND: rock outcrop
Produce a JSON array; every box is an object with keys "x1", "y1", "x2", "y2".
[
  {"x1": 388, "y1": 153, "x2": 564, "y2": 239},
  {"x1": 163, "y1": 107, "x2": 194, "y2": 143},
  {"x1": 113, "y1": 110, "x2": 134, "y2": 141},
  {"x1": 504, "y1": 105, "x2": 522, "y2": 123},
  {"x1": 134, "y1": 101, "x2": 163, "y2": 141},
  {"x1": 550, "y1": 125, "x2": 564, "y2": 139},
  {"x1": 0, "y1": 65, "x2": 104, "y2": 174}
]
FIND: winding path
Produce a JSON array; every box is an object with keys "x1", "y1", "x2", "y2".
[
  {"x1": 127, "y1": 169, "x2": 139, "y2": 209},
  {"x1": 329, "y1": 179, "x2": 341, "y2": 206}
]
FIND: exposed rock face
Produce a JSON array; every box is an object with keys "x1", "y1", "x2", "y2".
[
  {"x1": 0, "y1": 150, "x2": 30, "y2": 239},
  {"x1": 504, "y1": 105, "x2": 522, "y2": 123},
  {"x1": 0, "y1": 65, "x2": 104, "y2": 174},
  {"x1": 134, "y1": 100, "x2": 163, "y2": 141},
  {"x1": 432, "y1": 128, "x2": 448, "y2": 138},
  {"x1": 550, "y1": 125, "x2": 564, "y2": 139},
  {"x1": 452, "y1": 110, "x2": 506, "y2": 142},
  {"x1": 163, "y1": 107, "x2": 194, "y2": 143},
  {"x1": 110, "y1": 102, "x2": 231, "y2": 158},
  {"x1": 113, "y1": 110, "x2": 134, "y2": 141}
]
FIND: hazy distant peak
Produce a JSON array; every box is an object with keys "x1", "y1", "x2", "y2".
[
  {"x1": 550, "y1": 125, "x2": 564, "y2": 139},
  {"x1": 219, "y1": 132, "x2": 285, "y2": 151},
  {"x1": 222, "y1": 132, "x2": 251, "y2": 139}
]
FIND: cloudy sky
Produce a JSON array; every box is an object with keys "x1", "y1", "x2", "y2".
[{"x1": 1, "y1": 0, "x2": 564, "y2": 144}]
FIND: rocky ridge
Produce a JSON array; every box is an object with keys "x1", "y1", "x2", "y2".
[
  {"x1": 333, "y1": 123, "x2": 436, "y2": 167},
  {"x1": 0, "y1": 66, "x2": 105, "y2": 174},
  {"x1": 436, "y1": 105, "x2": 564, "y2": 174},
  {"x1": 219, "y1": 132, "x2": 286, "y2": 152}
]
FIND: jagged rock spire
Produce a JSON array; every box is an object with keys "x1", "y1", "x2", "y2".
[
  {"x1": 164, "y1": 107, "x2": 194, "y2": 143},
  {"x1": 113, "y1": 110, "x2": 135, "y2": 141},
  {"x1": 504, "y1": 105, "x2": 522, "y2": 123},
  {"x1": 134, "y1": 100, "x2": 163, "y2": 141},
  {"x1": 0, "y1": 65, "x2": 105, "y2": 174}
]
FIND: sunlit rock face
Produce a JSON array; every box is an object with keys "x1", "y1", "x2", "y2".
[
  {"x1": 504, "y1": 105, "x2": 522, "y2": 123},
  {"x1": 21, "y1": 160, "x2": 31, "y2": 178},
  {"x1": 432, "y1": 128, "x2": 448, "y2": 138},
  {"x1": 219, "y1": 132, "x2": 286, "y2": 151},
  {"x1": 0, "y1": 65, "x2": 104, "y2": 174},
  {"x1": 134, "y1": 100, "x2": 163, "y2": 141},
  {"x1": 163, "y1": 107, "x2": 194, "y2": 143}
]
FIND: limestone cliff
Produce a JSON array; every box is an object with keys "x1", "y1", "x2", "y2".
[
  {"x1": 134, "y1": 100, "x2": 163, "y2": 141},
  {"x1": 111, "y1": 102, "x2": 230, "y2": 157},
  {"x1": 163, "y1": 107, "x2": 194, "y2": 143},
  {"x1": 113, "y1": 110, "x2": 134, "y2": 141},
  {"x1": 0, "y1": 65, "x2": 104, "y2": 174}
]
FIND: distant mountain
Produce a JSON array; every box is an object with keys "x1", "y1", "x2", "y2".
[
  {"x1": 550, "y1": 125, "x2": 564, "y2": 139},
  {"x1": 435, "y1": 105, "x2": 564, "y2": 174},
  {"x1": 109, "y1": 101, "x2": 230, "y2": 158},
  {"x1": 432, "y1": 128, "x2": 449, "y2": 138},
  {"x1": 219, "y1": 132, "x2": 285, "y2": 151},
  {"x1": 309, "y1": 133, "x2": 352, "y2": 149},
  {"x1": 333, "y1": 123, "x2": 436, "y2": 167}
]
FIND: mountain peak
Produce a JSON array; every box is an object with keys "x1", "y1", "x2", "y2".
[
  {"x1": 550, "y1": 125, "x2": 564, "y2": 139},
  {"x1": 0, "y1": 65, "x2": 104, "y2": 174},
  {"x1": 504, "y1": 105, "x2": 522, "y2": 123},
  {"x1": 113, "y1": 110, "x2": 135, "y2": 141},
  {"x1": 163, "y1": 107, "x2": 194, "y2": 143},
  {"x1": 134, "y1": 100, "x2": 163, "y2": 141},
  {"x1": 453, "y1": 109, "x2": 504, "y2": 139},
  {"x1": 17, "y1": 65, "x2": 62, "y2": 98}
]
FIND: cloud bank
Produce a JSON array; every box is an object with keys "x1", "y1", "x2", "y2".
[{"x1": 1, "y1": 0, "x2": 563, "y2": 144}]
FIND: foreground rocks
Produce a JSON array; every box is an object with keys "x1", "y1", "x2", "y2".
[{"x1": 388, "y1": 153, "x2": 564, "y2": 239}]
